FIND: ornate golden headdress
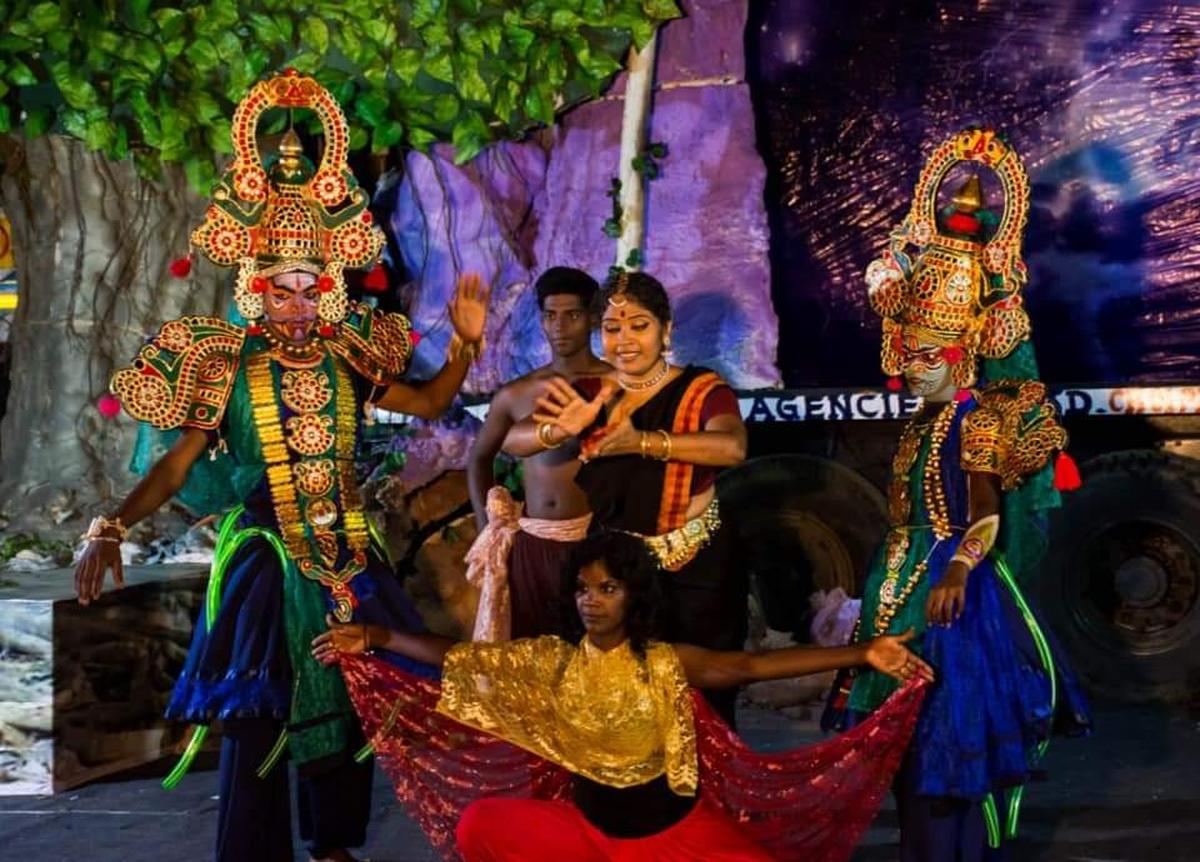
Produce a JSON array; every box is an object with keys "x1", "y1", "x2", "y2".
[
  {"x1": 865, "y1": 128, "x2": 1032, "y2": 388},
  {"x1": 189, "y1": 70, "x2": 385, "y2": 329}
]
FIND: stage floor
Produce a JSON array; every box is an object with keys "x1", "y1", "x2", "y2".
[{"x1": 0, "y1": 701, "x2": 1195, "y2": 861}]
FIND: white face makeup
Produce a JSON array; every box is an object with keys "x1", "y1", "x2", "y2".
[{"x1": 903, "y1": 342, "x2": 956, "y2": 401}]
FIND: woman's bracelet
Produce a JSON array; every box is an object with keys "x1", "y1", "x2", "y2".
[
  {"x1": 639, "y1": 432, "x2": 648, "y2": 458},
  {"x1": 657, "y1": 430, "x2": 672, "y2": 462},
  {"x1": 83, "y1": 515, "x2": 127, "y2": 543},
  {"x1": 537, "y1": 421, "x2": 563, "y2": 449},
  {"x1": 448, "y1": 333, "x2": 483, "y2": 364}
]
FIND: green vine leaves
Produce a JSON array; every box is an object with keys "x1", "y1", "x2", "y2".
[{"x1": 0, "y1": 0, "x2": 681, "y2": 191}]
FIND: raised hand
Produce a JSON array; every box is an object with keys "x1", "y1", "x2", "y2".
[
  {"x1": 449, "y1": 272, "x2": 489, "y2": 345},
  {"x1": 75, "y1": 537, "x2": 125, "y2": 606},
  {"x1": 864, "y1": 629, "x2": 935, "y2": 683},
  {"x1": 532, "y1": 377, "x2": 618, "y2": 438}
]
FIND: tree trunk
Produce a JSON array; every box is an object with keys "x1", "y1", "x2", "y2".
[{"x1": 0, "y1": 135, "x2": 225, "y2": 537}]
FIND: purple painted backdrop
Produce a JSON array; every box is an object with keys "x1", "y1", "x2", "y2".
[{"x1": 380, "y1": 0, "x2": 778, "y2": 395}]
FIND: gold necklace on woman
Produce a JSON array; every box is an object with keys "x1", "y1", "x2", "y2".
[{"x1": 618, "y1": 358, "x2": 669, "y2": 391}]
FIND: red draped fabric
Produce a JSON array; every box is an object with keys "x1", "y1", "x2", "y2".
[{"x1": 340, "y1": 654, "x2": 925, "y2": 862}]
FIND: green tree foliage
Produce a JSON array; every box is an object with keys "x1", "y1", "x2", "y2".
[{"x1": 0, "y1": 0, "x2": 680, "y2": 188}]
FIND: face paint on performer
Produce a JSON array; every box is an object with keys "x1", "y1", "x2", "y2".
[
  {"x1": 600, "y1": 298, "x2": 671, "y2": 378},
  {"x1": 574, "y1": 559, "x2": 629, "y2": 648},
  {"x1": 902, "y1": 340, "x2": 956, "y2": 401},
  {"x1": 541, "y1": 293, "x2": 592, "y2": 359},
  {"x1": 264, "y1": 271, "x2": 321, "y2": 345}
]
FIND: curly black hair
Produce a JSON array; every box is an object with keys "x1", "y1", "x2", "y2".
[
  {"x1": 594, "y1": 271, "x2": 672, "y2": 324},
  {"x1": 559, "y1": 530, "x2": 665, "y2": 657},
  {"x1": 535, "y1": 266, "x2": 599, "y2": 310}
]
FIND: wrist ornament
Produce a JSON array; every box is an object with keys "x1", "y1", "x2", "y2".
[
  {"x1": 538, "y1": 421, "x2": 563, "y2": 450},
  {"x1": 448, "y1": 333, "x2": 483, "y2": 364},
  {"x1": 83, "y1": 515, "x2": 127, "y2": 544},
  {"x1": 657, "y1": 430, "x2": 672, "y2": 462},
  {"x1": 949, "y1": 514, "x2": 999, "y2": 571}
]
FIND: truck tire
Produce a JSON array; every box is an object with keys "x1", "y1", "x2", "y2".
[
  {"x1": 1039, "y1": 450, "x2": 1200, "y2": 703},
  {"x1": 717, "y1": 455, "x2": 889, "y2": 640}
]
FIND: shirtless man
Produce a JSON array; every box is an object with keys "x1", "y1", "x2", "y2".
[{"x1": 464, "y1": 267, "x2": 611, "y2": 640}]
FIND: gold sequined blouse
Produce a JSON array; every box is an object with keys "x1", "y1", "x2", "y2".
[{"x1": 436, "y1": 636, "x2": 698, "y2": 795}]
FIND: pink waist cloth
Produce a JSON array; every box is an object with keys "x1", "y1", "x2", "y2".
[{"x1": 464, "y1": 486, "x2": 592, "y2": 641}]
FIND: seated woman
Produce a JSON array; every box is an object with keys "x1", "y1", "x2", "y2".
[
  {"x1": 501, "y1": 271, "x2": 750, "y2": 725},
  {"x1": 314, "y1": 531, "x2": 932, "y2": 861}
]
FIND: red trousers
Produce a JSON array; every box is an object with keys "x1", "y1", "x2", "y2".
[{"x1": 456, "y1": 795, "x2": 775, "y2": 861}]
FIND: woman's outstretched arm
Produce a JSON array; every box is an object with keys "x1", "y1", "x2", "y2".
[{"x1": 673, "y1": 629, "x2": 933, "y2": 690}]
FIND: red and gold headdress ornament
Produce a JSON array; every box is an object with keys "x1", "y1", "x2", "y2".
[
  {"x1": 865, "y1": 128, "x2": 1032, "y2": 388},
  {"x1": 189, "y1": 70, "x2": 384, "y2": 328}
]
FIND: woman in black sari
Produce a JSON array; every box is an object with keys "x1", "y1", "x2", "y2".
[{"x1": 504, "y1": 272, "x2": 748, "y2": 725}]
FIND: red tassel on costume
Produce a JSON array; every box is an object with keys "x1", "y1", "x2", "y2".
[
  {"x1": 318, "y1": 323, "x2": 336, "y2": 338},
  {"x1": 169, "y1": 254, "x2": 192, "y2": 279},
  {"x1": 410, "y1": 330, "x2": 421, "y2": 347},
  {"x1": 363, "y1": 263, "x2": 389, "y2": 294},
  {"x1": 1054, "y1": 451, "x2": 1082, "y2": 491},
  {"x1": 886, "y1": 376, "x2": 903, "y2": 392},
  {"x1": 247, "y1": 323, "x2": 264, "y2": 336},
  {"x1": 97, "y1": 394, "x2": 122, "y2": 419},
  {"x1": 954, "y1": 388, "x2": 972, "y2": 402}
]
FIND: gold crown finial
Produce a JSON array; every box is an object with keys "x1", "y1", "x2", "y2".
[
  {"x1": 277, "y1": 128, "x2": 304, "y2": 173},
  {"x1": 952, "y1": 175, "x2": 985, "y2": 213}
]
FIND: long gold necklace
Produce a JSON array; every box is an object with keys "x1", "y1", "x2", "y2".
[
  {"x1": 247, "y1": 348, "x2": 369, "y2": 621},
  {"x1": 618, "y1": 358, "x2": 669, "y2": 391},
  {"x1": 873, "y1": 400, "x2": 957, "y2": 635}
]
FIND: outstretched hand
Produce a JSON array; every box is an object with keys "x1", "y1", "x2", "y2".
[
  {"x1": 449, "y1": 272, "x2": 489, "y2": 345},
  {"x1": 864, "y1": 629, "x2": 935, "y2": 683},
  {"x1": 532, "y1": 377, "x2": 619, "y2": 439},
  {"x1": 75, "y1": 539, "x2": 125, "y2": 605},
  {"x1": 311, "y1": 614, "x2": 387, "y2": 666}
]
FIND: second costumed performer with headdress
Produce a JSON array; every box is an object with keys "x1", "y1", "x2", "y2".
[
  {"x1": 72, "y1": 71, "x2": 488, "y2": 862},
  {"x1": 824, "y1": 128, "x2": 1092, "y2": 861}
]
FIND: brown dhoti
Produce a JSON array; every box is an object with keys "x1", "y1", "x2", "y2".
[
  {"x1": 465, "y1": 487, "x2": 590, "y2": 641},
  {"x1": 508, "y1": 530, "x2": 584, "y2": 638}
]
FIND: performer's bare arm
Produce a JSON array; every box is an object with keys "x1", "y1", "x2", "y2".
[
  {"x1": 925, "y1": 470, "x2": 1002, "y2": 626},
  {"x1": 518, "y1": 377, "x2": 747, "y2": 466},
  {"x1": 74, "y1": 427, "x2": 210, "y2": 604},
  {"x1": 580, "y1": 411, "x2": 747, "y2": 467},
  {"x1": 673, "y1": 631, "x2": 934, "y2": 691},
  {"x1": 502, "y1": 377, "x2": 617, "y2": 457},
  {"x1": 312, "y1": 616, "x2": 455, "y2": 669},
  {"x1": 373, "y1": 273, "x2": 488, "y2": 420},
  {"x1": 467, "y1": 384, "x2": 517, "y2": 527}
]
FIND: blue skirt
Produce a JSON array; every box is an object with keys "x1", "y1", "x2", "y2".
[
  {"x1": 830, "y1": 557, "x2": 1090, "y2": 802},
  {"x1": 166, "y1": 524, "x2": 436, "y2": 723}
]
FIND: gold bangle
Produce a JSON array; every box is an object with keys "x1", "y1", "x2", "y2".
[
  {"x1": 537, "y1": 421, "x2": 563, "y2": 449},
  {"x1": 657, "y1": 430, "x2": 672, "y2": 462},
  {"x1": 448, "y1": 333, "x2": 483, "y2": 364},
  {"x1": 83, "y1": 515, "x2": 128, "y2": 542},
  {"x1": 639, "y1": 432, "x2": 648, "y2": 458}
]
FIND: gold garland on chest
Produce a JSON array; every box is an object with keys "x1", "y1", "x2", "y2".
[
  {"x1": 873, "y1": 401, "x2": 957, "y2": 635},
  {"x1": 247, "y1": 348, "x2": 368, "y2": 621}
]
